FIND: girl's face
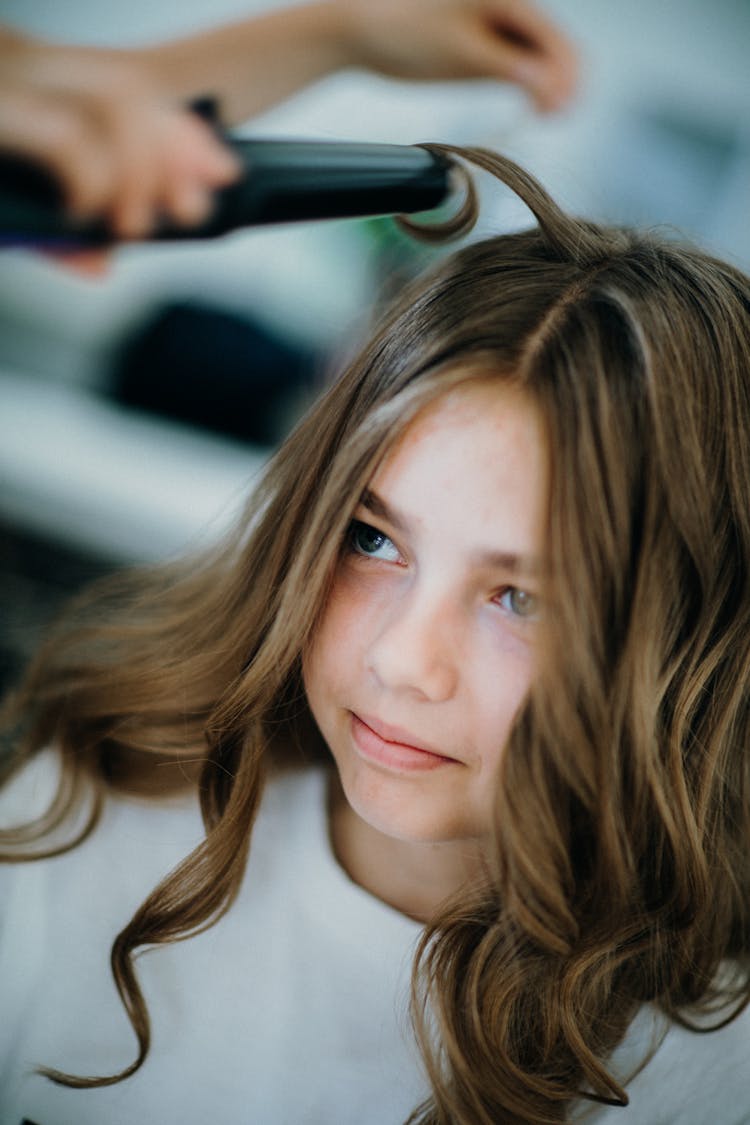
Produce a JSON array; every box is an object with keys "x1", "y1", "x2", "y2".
[{"x1": 303, "y1": 378, "x2": 548, "y2": 850}]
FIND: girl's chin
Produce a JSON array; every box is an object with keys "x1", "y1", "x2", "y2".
[{"x1": 339, "y1": 772, "x2": 474, "y2": 849}]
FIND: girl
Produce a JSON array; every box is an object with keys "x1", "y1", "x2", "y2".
[{"x1": 2, "y1": 148, "x2": 750, "y2": 1125}]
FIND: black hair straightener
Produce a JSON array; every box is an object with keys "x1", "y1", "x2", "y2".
[{"x1": 0, "y1": 137, "x2": 458, "y2": 249}]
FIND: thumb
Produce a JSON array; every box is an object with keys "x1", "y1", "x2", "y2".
[{"x1": 455, "y1": 26, "x2": 546, "y2": 102}]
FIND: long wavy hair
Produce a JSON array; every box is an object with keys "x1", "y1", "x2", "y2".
[{"x1": 3, "y1": 148, "x2": 750, "y2": 1124}]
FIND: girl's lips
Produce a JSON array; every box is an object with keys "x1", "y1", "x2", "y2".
[{"x1": 350, "y1": 713, "x2": 457, "y2": 773}]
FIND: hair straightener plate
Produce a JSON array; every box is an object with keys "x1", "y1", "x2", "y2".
[{"x1": 0, "y1": 139, "x2": 454, "y2": 248}]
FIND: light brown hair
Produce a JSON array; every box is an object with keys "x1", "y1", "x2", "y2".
[{"x1": 2, "y1": 148, "x2": 750, "y2": 1123}]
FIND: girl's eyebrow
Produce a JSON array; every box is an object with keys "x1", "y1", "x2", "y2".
[
  {"x1": 359, "y1": 488, "x2": 408, "y2": 533},
  {"x1": 358, "y1": 489, "x2": 542, "y2": 578}
]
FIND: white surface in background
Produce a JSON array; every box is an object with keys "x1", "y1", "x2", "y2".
[{"x1": 0, "y1": 371, "x2": 267, "y2": 562}]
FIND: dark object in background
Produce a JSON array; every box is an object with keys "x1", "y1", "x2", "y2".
[
  {"x1": 0, "y1": 520, "x2": 116, "y2": 696},
  {"x1": 110, "y1": 301, "x2": 320, "y2": 446}
]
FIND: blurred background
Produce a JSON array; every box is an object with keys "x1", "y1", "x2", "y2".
[{"x1": 1, "y1": 0, "x2": 749, "y2": 689}]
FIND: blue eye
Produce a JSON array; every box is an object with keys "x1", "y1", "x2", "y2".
[
  {"x1": 496, "y1": 587, "x2": 539, "y2": 619},
  {"x1": 348, "y1": 520, "x2": 402, "y2": 562}
]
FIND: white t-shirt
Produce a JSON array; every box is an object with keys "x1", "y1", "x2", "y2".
[
  {"x1": 573, "y1": 999, "x2": 750, "y2": 1123},
  {"x1": 1, "y1": 754, "x2": 750, "y2": 1125},
  {"x1": 0, "y1": 756, "x2": 425, "y2": 1125}
]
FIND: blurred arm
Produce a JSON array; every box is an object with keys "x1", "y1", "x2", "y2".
[
  {"x1": 0, "y1": 0, "x2": 578, "y2": 245},
  {"x1": 140, "y1": 0, "x2": 579, "y2": 122}
]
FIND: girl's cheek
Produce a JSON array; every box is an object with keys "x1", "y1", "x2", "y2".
[
  {"x1": 336, "y1": 556, "x2": 404, "y2": 603},
  {"x1": 481, "y1": 606, "x2": 540, "y2": 662},
  {"x1": 320, "y1": 563, "x2": 389, "y2": 641}
]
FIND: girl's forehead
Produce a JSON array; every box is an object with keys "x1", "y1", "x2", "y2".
[
  {"x1": 380, "y1": 378, "x2": 544, "y2": 473},
  {"x1": 364, "y1": 378, "x2": 549, "y2": 564}
]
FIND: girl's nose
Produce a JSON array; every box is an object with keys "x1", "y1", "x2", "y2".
[{"x1": 366, "y1": 585, "x2": 459, "y2": 702}]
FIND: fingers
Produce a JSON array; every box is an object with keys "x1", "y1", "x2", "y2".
[
  {"x1": 93, "y1": 96, "x2": 240, "y2": 238},
  {"x1": 481, "y1": 0, "x2": 579, "y2": 111},
  {"x1": 155, "y1": 112, "x2": 241, "y2": 231},
  {"x1": 0, "y1": 87, "x2": 101, "y2": 209},
  {"x1": 43, "y1": 248, "x2": 113, "y2": 277},
  {"x1": 0, "y1": 44, "x2": 241, "y2": 241},
  {"x1": 62, "y1": 95, "x2": 240, "y2": 239},
  {"x1": 339, "y1": 0, "x2": 578, "y2": 110}
]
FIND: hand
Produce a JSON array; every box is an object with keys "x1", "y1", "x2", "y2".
[
  {"x1": 0, "y1": 30, "x2": 240, "y2": 240},
  {"x1": 338, "y1": 0, "x2": 578, "y2": 112},
  {"x1": 139, "y1": 0, "x2": 579, "y2": 132}
]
